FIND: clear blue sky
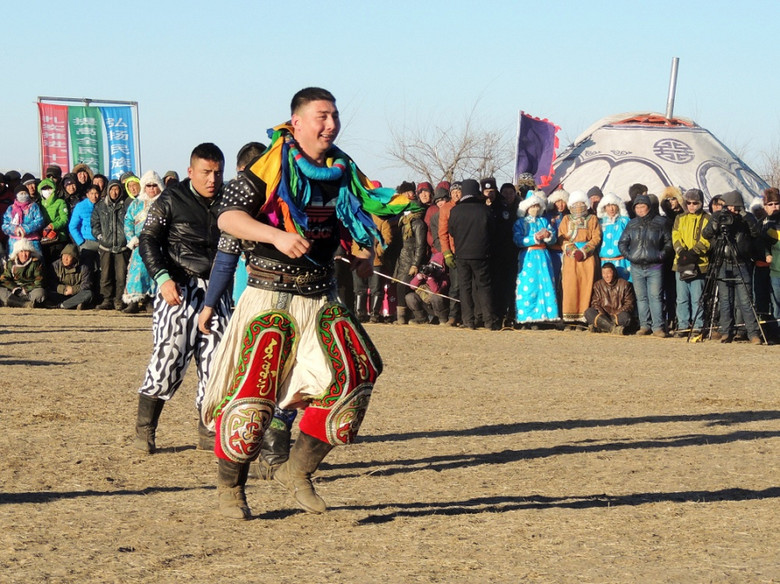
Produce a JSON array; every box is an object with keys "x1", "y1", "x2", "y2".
[{"x1": 2, "y1": 0, "x2": 778, "y2": 188}]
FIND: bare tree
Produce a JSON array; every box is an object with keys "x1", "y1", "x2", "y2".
[
  {"x1": 387, "y1": 105, "x2": 514, "y2": 186},
  {"x1": 758, "y1": 142, "x2": 780, "y2": 188}
]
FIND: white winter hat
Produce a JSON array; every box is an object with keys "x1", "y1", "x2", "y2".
[
  {"x1": 10, "y1": 238, "x2": 39, "y2": 260},
  {"x1": 568, "y1": 190, "x2": 588, "y2": 207}
]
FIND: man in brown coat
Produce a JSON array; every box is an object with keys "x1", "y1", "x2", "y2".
[{"x1": 584, "y1": 262, "x2": 635, "y2": 334}]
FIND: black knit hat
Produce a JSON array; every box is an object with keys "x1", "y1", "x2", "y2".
[
  {"x1": 721, "y1": 190, "x2": 744, "y2": 208},
  {"x1": 433, "y1": 187, "x2": 449, "y2": 202},
  {"x1": 587, "y1": 186, "x2": 604, "y2": 199},
  {"x1": 460, "y1": 179, "x2": 481, "y2": 198}
]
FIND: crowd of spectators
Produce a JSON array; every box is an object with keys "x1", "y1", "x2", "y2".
[
  {"x1": 0, "y1": 165, "x2": 178, "y2": 312},
  {"x1": 2, "y1": 163, "x2": 779, "y2": 344},
  {"x1": 339, "y1": 175, "x2": 780, "y2": 345}
]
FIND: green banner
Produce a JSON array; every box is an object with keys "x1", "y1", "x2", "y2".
[{"x1": 68, "y1": 106, "x2": 104, "y2": 175}]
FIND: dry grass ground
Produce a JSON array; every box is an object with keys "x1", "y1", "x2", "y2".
[{"x1": 0, "y1": 308, "x2": 777, "y2": 583}]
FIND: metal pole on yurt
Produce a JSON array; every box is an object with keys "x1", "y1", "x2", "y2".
[{"x1": 665, "y1": 57, "x2": 680, "y2": 119}]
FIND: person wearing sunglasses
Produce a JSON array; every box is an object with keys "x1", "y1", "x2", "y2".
[{"x1": 670, "y1": 188, "x2": 711, "y2": 337}]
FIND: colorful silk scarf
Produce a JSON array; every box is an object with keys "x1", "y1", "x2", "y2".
[{"x1": 247, "y1": 123, "x2": 420, "y2": 248}]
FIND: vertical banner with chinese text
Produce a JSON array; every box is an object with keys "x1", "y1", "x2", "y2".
[
  {"x1": 38, "y1": 103, "x2": 70, "y2": 171},
  {"x1": 68, "y1": 106, "x2": 105, "y2": 175},
  {"x1": 100, "y1": 106, "x2": 136, "y2": 179}
]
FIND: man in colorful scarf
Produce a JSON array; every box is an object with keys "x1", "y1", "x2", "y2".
[{"x1": 200, "y1": 87, "x2": 416, "y2": 520}]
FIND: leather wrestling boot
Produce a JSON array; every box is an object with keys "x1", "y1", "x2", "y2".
[
  {"x1": 197, "y1": 416, "x2": 216, "y2": 450},
  {"x1": 217, "y1": 458, "x2": 251, "y2": 520},
  {"x1": 134, "y1": 395, "x2": 164, "y2": 453},
  {"x1": 250, "y1": 424, "x2": 292, "y2": 480},
  {"x1": 274, "y1": 432, "x2": 333, "y2": 513}
]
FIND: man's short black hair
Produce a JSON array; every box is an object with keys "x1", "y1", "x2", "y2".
[
  {"x1": 290, "y1": 87, "x2": 336, "y2": 116},
  {"x1": 190, "y1": 142, "x2": 225, "y2": 167},
  {"x1": 236, "y1": 141, "x2": 267, "y2": 171}
]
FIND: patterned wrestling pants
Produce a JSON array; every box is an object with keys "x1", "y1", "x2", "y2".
[{"x1": 137, "y1": 277, "x2": 231, "y2": 410}]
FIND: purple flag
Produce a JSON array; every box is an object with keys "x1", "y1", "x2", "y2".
[{"x1": 515, "y1": 112, "x2": 559, "y2": 188}]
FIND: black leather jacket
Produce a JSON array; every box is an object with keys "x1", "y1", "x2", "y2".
[
  {"x1": 618, "y1": 213, "x2": 672, "y2": 266},
  {"x1": 139, "y1": 179, "x2": 222, "y2": 283}
]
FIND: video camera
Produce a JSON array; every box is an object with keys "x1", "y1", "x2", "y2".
[{"x1": 713, "y1": 209, "x2": 737, "y2": 233}]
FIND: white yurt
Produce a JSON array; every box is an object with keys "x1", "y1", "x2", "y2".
[{"x1": 548, "y1": 112, "x2": 768, "y2": 206}]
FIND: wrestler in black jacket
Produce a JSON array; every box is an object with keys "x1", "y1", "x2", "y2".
[{"x1": 139, "y1": 179, "x2": 222, "y2": 284}]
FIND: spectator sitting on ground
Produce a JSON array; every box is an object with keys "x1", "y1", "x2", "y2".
[
  {"x1": 584, "y1": 262, "x2": 636, "y2": 335},
  {"x1": 47, "y1": 243, "x2": 93, "y2": 309},
  {"x1": 405, "y1": 252, "x2": 450, "y2": 325},
  {"x1": 0, "y1": 239, "x2": 46, "y2": 308}
]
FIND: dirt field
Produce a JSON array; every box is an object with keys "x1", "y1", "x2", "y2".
[{"x1": 0, "y1": 307, "x2": 777, "y2": 583}]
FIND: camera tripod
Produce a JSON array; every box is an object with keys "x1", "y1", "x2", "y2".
[{"x1": 690, "y1": 226, "x2": 767, "y2": 343}]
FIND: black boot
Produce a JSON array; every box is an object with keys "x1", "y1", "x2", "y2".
[
  {"x1": 217, "y1": 458, "x2": 251, "y2": 520},
  {"x1": 594, "y1": 313, "x2": 615, "y2": 333},
  {"x1": 274, "y1": 432, "x2": 334, "y2": 513},
  {"x1": 252, "y1": 425, "x2": 292, "y2": 480},
  {"x1": 354, "y1": 293, "x2": 369, "y2": 322},
  {"x1": 369, "y1": 294, "x2": 383, "y2": 323},
  {"x1": 134, "y1": 395, "x2": 164, "y2": 453},
  {"x1": 5, "y1": 294, "x2": 28, "y2": 308}
]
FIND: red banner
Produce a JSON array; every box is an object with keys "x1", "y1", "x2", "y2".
[{"x1": 38, "y1": 103, "x2": 70, "y2": 172}]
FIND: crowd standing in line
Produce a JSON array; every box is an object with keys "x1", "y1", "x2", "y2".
[{"x1": 2, "y1": 160, "x2": 779, "y2": 346}]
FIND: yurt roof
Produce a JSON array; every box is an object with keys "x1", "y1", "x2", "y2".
[{"x1": 549, "y1": 112, "x2": 768, "y2": 205}]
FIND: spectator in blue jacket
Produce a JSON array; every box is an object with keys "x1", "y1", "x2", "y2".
[{"x1": 69, "y1": 184, "x2": 101, "y2": 292}]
